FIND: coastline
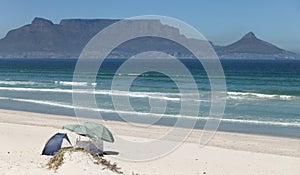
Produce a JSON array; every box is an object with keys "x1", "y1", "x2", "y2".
[{"x1": 0, "y1": 109, "x2": 300, "y2": 174}]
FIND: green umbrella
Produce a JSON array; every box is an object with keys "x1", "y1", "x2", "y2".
[
  {"x1": 83, "y1": 122, "x2": 115, "y2": 143},
  {"x1": 63, "y1": 122, "x2": 114, "y2": 143},
  {"x1": 62, "y1": 124, "x2": 87, "y2": 136}
]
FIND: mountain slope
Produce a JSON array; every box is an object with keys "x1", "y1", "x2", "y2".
[{"x1": 217, "y1": 32, "x2": 298, "y2": 59}]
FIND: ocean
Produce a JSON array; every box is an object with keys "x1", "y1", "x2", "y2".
[{"x1": 0, "y1": 58, "x2": 299, "y2": 138}]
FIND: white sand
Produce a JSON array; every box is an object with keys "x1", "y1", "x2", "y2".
[{"x1": 0, "y1": 109, "x2": 299, "y2": 175}]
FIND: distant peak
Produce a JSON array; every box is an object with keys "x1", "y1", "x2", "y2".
[
  {"x1": 31, "y1": 17, "x2": 53, "y2": 26},
  {"x1": 242, "y1": 32, "x2": 257, "y2": 39}
]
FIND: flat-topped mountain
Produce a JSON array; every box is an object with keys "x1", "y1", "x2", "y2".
[
  {"x1": 0, "y1": 17, "x2": 119, "y2": 58},
  {"x1": 0, "y1": 17, "x2": 298, "y2": 59}
]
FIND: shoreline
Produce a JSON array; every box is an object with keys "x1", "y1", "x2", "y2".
[
  {"x1": 0, "y1": 108, "x2": 299, "y2": 157},
  {"x1": 1, "y1": 105, "x2": 300, "y2": 139},
  {"x1": 0, "y1": 109, "x2": 300, "y2": 174}
]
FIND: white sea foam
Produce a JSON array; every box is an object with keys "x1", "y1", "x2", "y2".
[
  {"x1": 1, "y1": 96, "x2": 299, "y2": 128},
  {"x1": 116, "y1": 73, "x2": 141, "y2": 76},
  {"x1": 0, "y1": 87, "x2": 182, "y2": 101},
  {"x1": 0, "y1": 96, "x2": 178, "y2": 118},
  {"x1": 54, "y1": 81, "x2": 97, "y2": 86},
  {"x1": 227, "y1": 92, "x2": 294, "y2": 100},
  {"x1": 0, "y1": 81, "x2": 38, "y2": 85},
  {"x1": 220, "y1": 118, "x2": 300, "y2": 127},
  {"x1": 0, "y1": 86, "x2": 297, "y2": 102},
  {"x1": 0, "y1": 80, "x2": 98, "y2": 87}
]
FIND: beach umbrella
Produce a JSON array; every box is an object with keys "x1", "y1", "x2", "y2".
[
  {"x1": 62, "y1": 124, "x2": 87, "y2": 136},
  {"x1": 83, "y1": 122, "x2": 114, "y2": 143},
  {"x1": 62, "y1": 122, "x2": 114, "y2": 143}
]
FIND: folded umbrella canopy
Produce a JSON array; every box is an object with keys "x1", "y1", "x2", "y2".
[{"x1": 63, "y1": 122, "x2": 114, "y2": 143}]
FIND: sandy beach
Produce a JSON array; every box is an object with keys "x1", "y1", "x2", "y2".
[{"x1": 0, "y1": 109, "x2": 299, "y2": 175}]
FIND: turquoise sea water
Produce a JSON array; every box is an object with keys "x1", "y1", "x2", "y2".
[{"x1": 0, "y1": 58, "x2": 299, "y2": 137}]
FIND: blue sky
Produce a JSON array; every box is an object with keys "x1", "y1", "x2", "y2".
[{"x1": 0, "y1": 0, "x2": 299, "y2": 53}]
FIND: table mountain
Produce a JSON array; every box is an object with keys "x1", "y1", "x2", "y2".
[
  {"x1": 0, "y1": 17, "x2": 119, "y2": 58},
  {"x1": 0, "y1": 17, "x2": 298, "y2": 59}
]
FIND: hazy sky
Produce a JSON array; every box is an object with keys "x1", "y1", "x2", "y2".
[{"x1": 0, "y1": 0, "x2": 299, "y2": 53}]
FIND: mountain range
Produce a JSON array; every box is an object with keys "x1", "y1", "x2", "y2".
[{"x1": 0, "y1": 17, "x2": 298, "y2": 59}]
